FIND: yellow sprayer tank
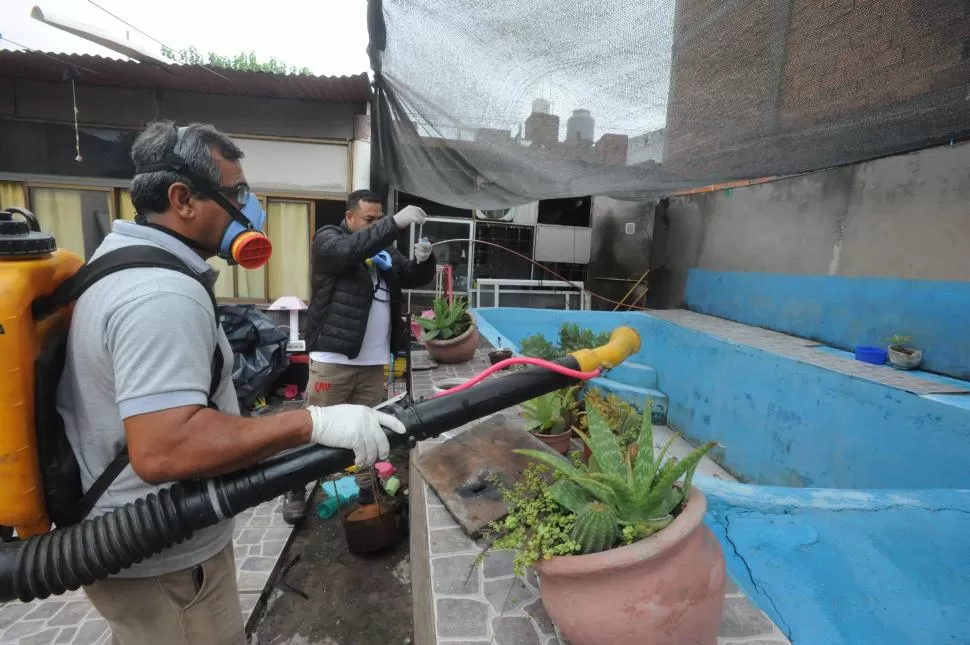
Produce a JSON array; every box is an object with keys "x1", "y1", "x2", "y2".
[{"x1": 0, "y1": 208, "x2": 82, "y2": 537}]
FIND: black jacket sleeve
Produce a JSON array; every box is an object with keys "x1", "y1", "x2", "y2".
[
  {"x1": 313, "y1": 216, "x2": 399, "y2": 275},
  {"x1": 390, "y1": 245, "x2": 437, "y2": 289}
]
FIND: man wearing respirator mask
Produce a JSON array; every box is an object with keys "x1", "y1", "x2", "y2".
[
  {"x1": 282, "y1": 190, "x2": 435, "y2": 524},
  {"x1": 55, "y1": 122, "x2": 403, "y2": 645}
]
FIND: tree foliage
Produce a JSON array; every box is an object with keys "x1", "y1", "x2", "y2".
[{"x1": 161, "y1": 46, "x2": 313, "y2": 76}]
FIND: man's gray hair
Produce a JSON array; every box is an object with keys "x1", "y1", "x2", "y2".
[{"x1": 129, "y1": 120, "x2": 244, "y2": 218}]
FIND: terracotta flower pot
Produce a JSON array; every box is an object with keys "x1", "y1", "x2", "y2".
[
  {"x1": 887, "y1": 346, "x2": 922, "y2": 370},
  {"x1": 425, "y1": 319, "x2": 480, "y2": 364},
  {"x1": 488, "y1": 348, "x2": 513, "y2": 367},
  {"x1": 535, "y1": 487, "x2": 725, "y2": 645},
  {"x1": 531, "y1": 427, "x2": 574, "y2": 455}
]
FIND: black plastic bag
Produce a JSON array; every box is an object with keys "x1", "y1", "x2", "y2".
[{"x1": 218, "y1": 304, "x2": 290, "y2": 413}]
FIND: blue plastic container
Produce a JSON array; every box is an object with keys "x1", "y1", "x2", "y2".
[{"x1": 854, "y1": 346, "x2": 887, "y2": 365}]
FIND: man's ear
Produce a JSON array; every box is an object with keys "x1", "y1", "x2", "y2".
[{"x1": 168, "y1": 182, "x2": 195, "y2": 218}]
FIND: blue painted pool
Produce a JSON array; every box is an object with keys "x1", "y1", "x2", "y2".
[
  {"x1": 474, "y1": 307, "x2": 970, "y2": 490},
  {"x1": 473, "y1": 306, "x2": 970, "y2": 645}
]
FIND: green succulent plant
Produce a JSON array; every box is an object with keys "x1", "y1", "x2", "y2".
[
  {"x1": 520, "y1": 386, "x2": 583, "y2": 436},
  {"x1": 416, "y1": 297, "x2": 472, "y2": 341},
  {"x1": 514, "y1": 406, "x2": 717, "y2": 554}
]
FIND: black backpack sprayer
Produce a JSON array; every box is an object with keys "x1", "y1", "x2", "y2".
[{"x1": 0, "y1": 209, "x2": 641, "y2": 605}]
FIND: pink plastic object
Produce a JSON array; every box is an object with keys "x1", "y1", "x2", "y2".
[
  {"x1": 375, "y1": 461, "x2": 396, "y2": 479},
  {"x1": 282, "y1": 384, "x2": 299, "y2": 400},
  {"x1": 430, "y1": 357, "x2": 601, "y2": 399}
]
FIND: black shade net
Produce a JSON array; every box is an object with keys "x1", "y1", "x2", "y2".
[{"x1": 367, "y1": 0, "x2": 970, "y2": 209}]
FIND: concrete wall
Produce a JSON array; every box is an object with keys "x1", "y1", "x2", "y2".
[
  {"x1": 2, "y1": 79, "x2": 362, "y2": 140},
  {"x1": 587, "y1": 197, "x2": 656, "y2": 310},
  {"x1": 651, "y1": 140, "x2": 970, "y2": 377},
  {"x1": 472, "y1": 308, "x2": 970, "y2": 491}
]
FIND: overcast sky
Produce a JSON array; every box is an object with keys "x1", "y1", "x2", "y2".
[{"x1": 1, "y1": 0, "x2": 370, "y2": 77}]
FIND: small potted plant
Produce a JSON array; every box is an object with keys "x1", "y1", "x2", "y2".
[
  {"x1": 416, "y1": 297, "x2": 479, "y2": 364},
  {"x1": 887, "y1": 334, "x2": 922, "y2": 370},
  {"x1": 480, "y1": 405, "x2": 724, "y2": 645},
  {"x1": 488, "y1": 336, "x2": 513, "y2": 367},
  {"x1": 519, "y1": 386, "x2": 583, "y2": 454}
]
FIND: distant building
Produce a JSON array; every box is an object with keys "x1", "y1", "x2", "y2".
[
  {"x1": 595, "y1": 134, "x2": 629, "y2": 166},
  {"x1": 627, "y1": 128, "x2": 665, "y2": 165},
  {"x1": 524, "y1": 111, "x2": 560, "y2": 147},
  {"x1": 566, "y1": 109, "x2": 595, "y2": 144},
  {"x1": 475, "y1": 127, "x2": 513, "y2": 145}
]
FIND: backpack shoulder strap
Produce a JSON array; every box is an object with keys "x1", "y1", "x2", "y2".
[
  {"x1": 33, "y1": 245, "x2": 219, "y2": 320},
  {"x1": 43, "y1": 245, "x2": 226, "y2": 522}
]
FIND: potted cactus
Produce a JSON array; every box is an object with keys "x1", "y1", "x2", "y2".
[
  {"x1": 416, "y1": 297, "x2": 479, "y2": 364},
  {"x1": 519, "y1": 386, "x2": 583, "y2": 455},
  {"x1": 887, "y1": 334, "x2": 922, "y2": 370},
  {"x1": 480, "y1": 403, "x2": 725, "y2": 645}
]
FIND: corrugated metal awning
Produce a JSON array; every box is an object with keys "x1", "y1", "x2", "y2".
[{"x1": 0, "y1": 50, "x2": 370, "y2": 103}]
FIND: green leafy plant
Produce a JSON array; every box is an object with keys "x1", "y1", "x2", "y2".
[
  {"x1": 519, "y1": 333, "x2": 562, "y2": 360},
  {"x1": 887, "y1": 334, "x2": 915, "y2": 352},
  {"x1": 480, "y1": 398, "x2": 719, "y2": 575},
  {"x1": 583, "y1": 388, "x2": 640, "y2": 450},
  {"x1": 519, "y1": 323, "x2": 611, "y2": 361},
  {"x1": 416, "y1": 297, "x2": 472, "y2": 341},
  {"x1": 520, "y1": 386, "x2": 583, "y2": 436},
  {"x1": 558, "y1": 323, "x2": 611, "y2": 354},
  {"x1": 515, "y1": 406, "x2": 717, "y2": 553},
  {"x1": 476, "y1": 464, "x2": 581, "y2": 577}
]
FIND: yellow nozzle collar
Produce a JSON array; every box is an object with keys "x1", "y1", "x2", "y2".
[{"x1": 570, "y1": 326, "x2": 641, "y2": 372}]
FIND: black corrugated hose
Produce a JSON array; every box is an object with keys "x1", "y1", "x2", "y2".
[{"x1": 0, "y1": 356, "x2": 583, "y2": 603}]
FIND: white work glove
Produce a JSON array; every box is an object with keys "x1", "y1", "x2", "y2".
[
  {"x1": 414, "y1": 239, "x2": 433, "y2": 263},
  {"x1": 308, "y1": 405, "x2": 407, "y2": 468},
  {"x1": 393, "y1": 205, "x2": 427, "y2": 230}
]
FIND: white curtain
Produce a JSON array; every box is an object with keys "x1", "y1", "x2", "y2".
[
  {"x1": 267, "y1": 200, "x2": 311, "y2": 301},
  {"x1": 30, "y1": 188, "x2": 85, "y2": 259},
  {"x1": 0, "y1": 182, "x2": 26, "y2": 209}
]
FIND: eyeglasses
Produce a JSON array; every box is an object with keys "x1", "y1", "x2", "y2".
[{"x1": 215, "y1": 184, "x2": 250, "y2": 206}]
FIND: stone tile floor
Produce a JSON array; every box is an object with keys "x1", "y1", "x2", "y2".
[
  {"x1": 412, "y1": 351, "x2": 791, "y2": 645},
  {"x1": 0, "y1": 493, "x2": 303, "y2": 645}
]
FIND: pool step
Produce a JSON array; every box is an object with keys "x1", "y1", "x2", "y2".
[
  {"x1": 588, "y1": 377, "x2": 668, "y2": 424},
  {"x1": 601, "y1": 360, "x2": 658, "y2": 389}
]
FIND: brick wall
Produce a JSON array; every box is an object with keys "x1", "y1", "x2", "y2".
[{"x1": 665, "y1": 0, "x2": 970, "y2": 178}]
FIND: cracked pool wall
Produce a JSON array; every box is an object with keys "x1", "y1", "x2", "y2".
[{"x1": 701, "y1": 478, "x2": 970, "y2": 645}]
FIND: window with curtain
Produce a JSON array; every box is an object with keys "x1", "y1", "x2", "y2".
[
  {"x1": 267, "y1": 199, "x2": 311, "y2": 301},
  {"x1": 0, "y1": 181, "x2": 26, "y2": 209},
  {"x1": 29, "y1": 187, "x2": 111, "y2": 260}
]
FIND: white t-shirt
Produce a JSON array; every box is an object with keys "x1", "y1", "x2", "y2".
[{"x1": 311, "y1": 266, "x2": 391, "y2": 366}]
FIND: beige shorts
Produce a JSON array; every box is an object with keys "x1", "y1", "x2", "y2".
[{"x1": 305, "y1": 361, "x2": 385, "y2": 407}]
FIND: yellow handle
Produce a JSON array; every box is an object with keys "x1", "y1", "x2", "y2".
[{"x1": 570, "y1": 326, "x2": 641, "y2": 372}]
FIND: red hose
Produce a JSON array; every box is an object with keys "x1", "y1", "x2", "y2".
[{"x1": 431, "y1": 356, "x2": 601, "y2": 398}]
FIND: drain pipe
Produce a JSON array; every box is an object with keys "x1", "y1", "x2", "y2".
[{"x1": 0, "y1": 327, "x2": 640, "y2": 603}]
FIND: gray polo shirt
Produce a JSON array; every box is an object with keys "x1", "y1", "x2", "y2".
[{"x1": 57, "y1": 220, "x2": 239, "y2": 578}]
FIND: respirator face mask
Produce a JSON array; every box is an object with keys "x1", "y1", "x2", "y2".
[{"x1": 134, "y1": 126, "x2": 273, "y2": 270}]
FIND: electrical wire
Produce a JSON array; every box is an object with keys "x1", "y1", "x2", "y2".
[
  {"x1": 431, "y1": 356, "x2": 601, "y2": 399},
  {"x1": 0, "y1": 36, "x2": 98, "y2": 74},
  {"x1": 427, "y1": 237, "x2": 648, "y2": 311},
  {"x1": 84, "y1": 0, "x2": 233, "y2": 82}
]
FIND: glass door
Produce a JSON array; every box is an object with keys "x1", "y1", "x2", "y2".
[{"x1": 405, "y1": 217, "x2": 473, "y2": 314}]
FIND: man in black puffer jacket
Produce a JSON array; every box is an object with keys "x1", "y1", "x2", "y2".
[{"x1": 281, "y1": 190, "x2": 435, "y2": 523}]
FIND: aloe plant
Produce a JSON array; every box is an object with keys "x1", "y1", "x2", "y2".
[
  {"x1": 520, "y1": 386, "x2": 582, "y2": 436},
  {"x1": 416, "y1": 297, "x2": 472, "y2": 341},
  {"x1": 514, "y1": 406, "x2": 717, "y2": 551}
]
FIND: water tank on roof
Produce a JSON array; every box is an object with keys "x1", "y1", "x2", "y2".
[
  {"x1": 531, "y1": 98, "x2": 551, "y2": 115},
  {"x1": 567, "y1": 109, "x2": 594, "y2": 144}
]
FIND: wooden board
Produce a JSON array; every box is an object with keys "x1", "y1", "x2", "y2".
[{"x1": 413, "y1": 414, "x2": 562, "y2": 538}]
